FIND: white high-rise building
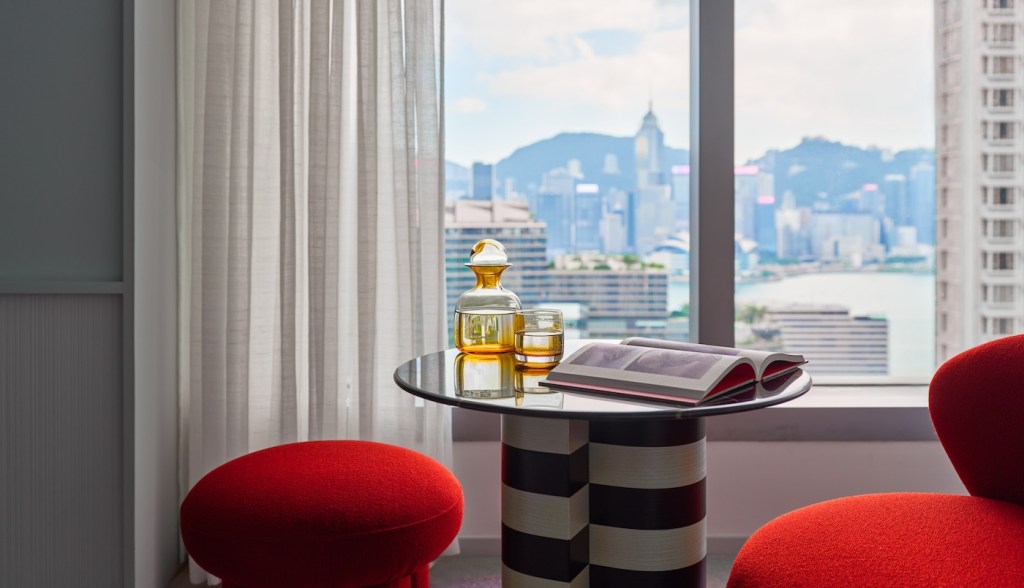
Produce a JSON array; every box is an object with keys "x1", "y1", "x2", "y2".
[{"x1": 936, "y1": 0, "x2": 1024, "y2": 363}]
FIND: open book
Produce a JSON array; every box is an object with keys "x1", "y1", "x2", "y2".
[{"x1": 539, "y1": 338, "x2": 806, "y2": 405}]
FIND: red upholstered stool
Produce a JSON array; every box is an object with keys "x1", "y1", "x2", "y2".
[{"x1": 180, "y1": 440, "x2": 463, "y2": 588}]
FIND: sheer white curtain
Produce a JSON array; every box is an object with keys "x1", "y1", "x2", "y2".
[{"x1": 177, "y1": 0, "x2": 450, "y2": 582}]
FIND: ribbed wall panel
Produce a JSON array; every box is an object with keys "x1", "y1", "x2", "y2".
[{"x1": 0, "y1": 294, "x2": 124, "y2": 587}]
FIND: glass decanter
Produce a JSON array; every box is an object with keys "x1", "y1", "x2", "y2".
[{"x1": 454, "y1": 239, "x2": 522, "y2": 353}]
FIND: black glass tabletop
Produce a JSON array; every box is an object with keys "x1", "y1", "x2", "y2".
[{"x1": 394, "y1": 340, "x2": 812, "y2": 421}]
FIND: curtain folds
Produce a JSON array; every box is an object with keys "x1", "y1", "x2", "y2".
[{"x1": 177, "y1": 0, "x2": 449, "y2": 582}]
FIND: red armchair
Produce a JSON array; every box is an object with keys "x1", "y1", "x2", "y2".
[{"x1": 727, "y1": 334, "x2": 1024, "y2": 587}]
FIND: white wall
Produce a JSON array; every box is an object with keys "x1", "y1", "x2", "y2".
[
  {"x1": 134, "y1": 0, "x2": 180, "y2": 585},
  {"x1": 454, "y1": 439, "x2": 965, "y2": 554}
]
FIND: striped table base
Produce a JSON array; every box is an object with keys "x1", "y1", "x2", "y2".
[{"x1": 501, "y1": 415, "x2": 706, "y2": 588}]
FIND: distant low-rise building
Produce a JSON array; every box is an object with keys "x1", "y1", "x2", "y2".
[
  {"x1": 759, "y1": 303, "x2": 889, "y2": 375},
  {"x1": 544, "y1": 254, "x2": 669, "y2": 339}
]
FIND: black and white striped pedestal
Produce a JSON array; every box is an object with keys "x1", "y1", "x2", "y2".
[{"x1": 501, "y1": 415, "x2": 707, "y2": 587}]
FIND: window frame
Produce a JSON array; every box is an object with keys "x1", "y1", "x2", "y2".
[
  {"x1": 448, "y1": 0, "x2": 935, "y2": 443},
  {"x1": 690, "y1": 0, "x2": 932, "y2": 439}
]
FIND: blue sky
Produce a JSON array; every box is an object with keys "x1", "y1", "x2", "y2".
[{"x1": 444, "y1": 0, "x2": 934, "y2": 167}]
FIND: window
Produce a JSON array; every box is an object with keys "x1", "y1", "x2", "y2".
[
  {"x1": 992, "y1": 251, "x2": 1015, "y2": 270},
  {"x1": 981, "y1": 88, "x2": 1015, "y2": 107},
  {"x1": 990, "y1": 219, "x2": 1015, "y2": 238},
  {"x1": 944, "y1": 29, "x2": 960, "y2": 54},
  {"x1": 983, "y1": 121, "x2": 1015, "y2": 139},
  {"x1": 993, "y1": 317, "x2": 1015, "y2": 334},
  {"x1": 449, "y1": 0, "x2": 943, "y2": 394},
  {"x1": 943, "y1": 93, "x2": 959, "y2": 115},
  {"x1": 984, "y1": 153, "x2": 1016, "y2": 172},
  {"x1": 992, "y1": 284, "x2": 1016, "y2": 303},
  {"x1": 444, "y1": 0, "x2": 689, "y2": 342},
  {"x1": 983, "y1": 56, "x2": 1015, "y2": 75},
  {"x1": 988, "y1": 186, "x2": 1016, "y2": 205},
  {"x1": 983, "y1": 22, "x2": 1016, "y2": 42},
  {"x1": 735, "y1": 0, "x2": 935, "y2": 378},
  {"x1": 994, "y1": 89, "x2": 1015, "y2": 107},
  {"x1": 996, "y1": 23, "x2": 1015, "y2": 41}
]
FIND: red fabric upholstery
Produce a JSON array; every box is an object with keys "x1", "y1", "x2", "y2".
[
  {"x1": 181, "y1": 441, "x2": 463, "y2": 588},
  {"x1": 729, "y1": 335, "x2": 1024, "y2": 587},
  {"x1": 930, "y1": 334, "x2": 1024, "y2": 506},
  {"x1": 728, "y1": 493, "x2": 1024, "y2": 588}
]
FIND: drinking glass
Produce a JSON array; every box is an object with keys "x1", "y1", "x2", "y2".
[{"x1": 513, "y1": 309, "x2": 564, "y2": 367}]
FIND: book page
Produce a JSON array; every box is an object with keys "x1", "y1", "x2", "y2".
[
  {"x1": 622, "y1": 337, "x2": 805, "y2": 380},
  {"x1": 569, "y1": 344, "x2": 645, "y2": 370},
  {"x1": 545, "y1": 343, "x2": 755, "y2": 401},
  {"x1": 623, "y1": 348, "x2": 720, "y2": 380}
]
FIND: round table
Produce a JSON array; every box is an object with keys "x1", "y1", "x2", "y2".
[{"x1": 394, "y1": 341, "x2": 811, "y2": 588}]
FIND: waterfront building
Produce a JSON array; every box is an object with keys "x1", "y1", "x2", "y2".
[
  {"x1": 735, "y1": 165, "x2": 760, "y2": 239},
  {"x1": 936, "y1": 0, "x2": 1024, "y2": 361},
  {"x1": 444, "y1": 200, "x2": 548, "y2": 332},
  {"x1": 775, "y1": 201, "x2": 814, "y2": 260},
  {"x1": 535, "y1": 166, "x2": 577, "y2": 256},
  {"x1": 882, "y1": 173, "x2": 910, "y2": 227},
  {"x1": 544, "y1": 255, "x2": 669, "y2": 339},
  {"x1": 909, "y1": 161, "x2": 936, "y2": 245},
  {"x1": 574, "y1": 184, "x2": 603, "y2": 252},
  {"x1": 633, "y1": 185, "x2": 675, "y2": 254},
  {"x1": 760, "y1": 304, "x2": 889, "y2": 375},
  {"x1": 808, "y1": 212, "x2": 885, "y2": 266},
  {"x1": 635, "y1": 104, "x2": 666, "y2": 188},
  {"x1": 633, "y1": 106, "x2": 675, "y2": 254},
  {"x1": 470, "y1": 162, "x2": 495, "y2": 200},
  {"x1": 671, "y1": 165, "x2": 690, "y2": 230},
  {"x1": 600, "y1": 189, "x2": 630, "y2": 254}
]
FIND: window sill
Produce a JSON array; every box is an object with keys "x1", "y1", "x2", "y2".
[
  {"x1": 707, "y1": 383, "x2": 935, "y2": 442},
  {"x1": 452, "y1": 383, "x2": 937, "y2": 443}
]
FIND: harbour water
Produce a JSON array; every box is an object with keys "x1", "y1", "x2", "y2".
[{"x1": 668, "y1": 271, "x2": 937, "y2": 377}]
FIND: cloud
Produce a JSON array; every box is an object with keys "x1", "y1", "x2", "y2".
[
  {"x1": 453, "y1": 97, "x2": 488, "y2": 114},
  {"x1": 446, "y1": 0, "x2": 686, "y2": 62},
  {"x1": 481, "y1": 28, "x2": 689, "y2": 116},
  {"x1": 734, "y1": 0, "x2": 934, "y2": 160},
  {"x1": 444, "y1": 0, "x2": 934, "y2": 164}
]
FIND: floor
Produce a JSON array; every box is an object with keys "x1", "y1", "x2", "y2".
[
  {"x1": 168, "y1": 554, "x2": 736, "y2": 587},
  {"x1": 429, "y1": 555, "x2": 736, "y2": 588}
]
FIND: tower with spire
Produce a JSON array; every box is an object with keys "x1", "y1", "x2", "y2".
[
  {"x1": 635, "y1": 101, "x2": 666, "y2": 188},
  {"x1": 631, "y1": 103, "x2": 675, "y2": 254}
]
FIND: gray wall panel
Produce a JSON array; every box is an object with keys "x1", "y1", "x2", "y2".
[
  {"x1": 0, "y1": 1, "x2": 124, "y2": 281},
  {"x1": 0, "y1": 295, "x2": 123, "y2": 587}
]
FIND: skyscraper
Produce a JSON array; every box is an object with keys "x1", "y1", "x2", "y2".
[
  {"x1": 936, "y1": 0, "x2": 1023, "y2": 362},
  {"x1": 633, "y1": 105, "x2": 674, "y2": 254},
  {"x1": 909, "y1": 162, "x2": 936, "y2": 245},
  {"x1": 635, "y1": 103, "x2": 666, "y2": 188},
  {"x1": 470, "y1": 162, "x2": 495, "y2": 200},
  {"x1": 535, "y1": 167, "x2": 577, "y2": 256}
]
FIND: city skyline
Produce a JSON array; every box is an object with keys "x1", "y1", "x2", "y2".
[
  {"x1": 442, "y1": 102, "x2": 935, "y2": 375},
  {"x1": 446, "y1": 0, "x2": 935, "y2": 167}
]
